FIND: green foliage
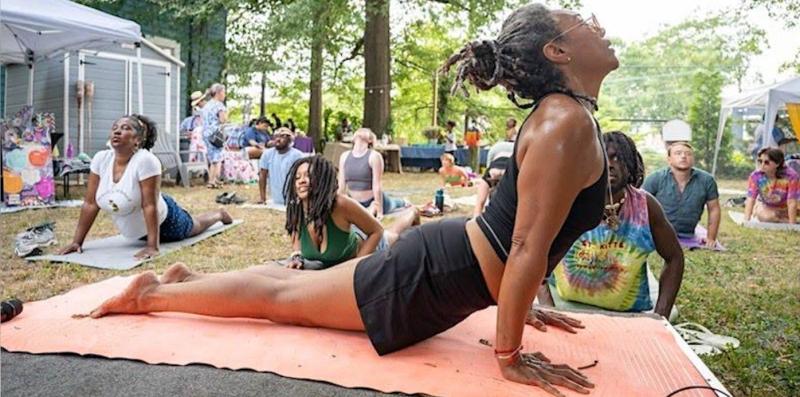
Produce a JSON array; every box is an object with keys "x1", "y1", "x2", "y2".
[
  {"x1": 601, "y1": 12, "x2": 765, "y2": 122},
  {"x1": 720, "y1": 149, "x2": 757, "y2": 179},
  {"x1": 688, "y1": 70, "x2": 725, "y2": 170}
]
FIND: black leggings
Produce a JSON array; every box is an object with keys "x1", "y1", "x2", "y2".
[{"x1": 353, "y1": 217, "x2": 496, "y2": 355}]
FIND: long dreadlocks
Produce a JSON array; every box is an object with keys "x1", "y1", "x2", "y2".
[
  {"x1": 283, "y1": 155, "x2": 339, "y2": 242},
  {"x1": 440, "y1": 4, "x2": 575, "y2": 109},
  {"x1": 603, "y1": 131, "x2": 645, "y2": 188}
]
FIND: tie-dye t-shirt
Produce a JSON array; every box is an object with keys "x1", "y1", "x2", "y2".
[
  {"x1": 746, "y1": 168, "x2": 800, "y2": 209},
  {"x1": 552, "y1": 186, "x2": 655, "y2": 312}
]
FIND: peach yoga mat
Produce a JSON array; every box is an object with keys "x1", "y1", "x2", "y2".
[{"x1": 1, "y1": 276, "x2": 722, "y2": 397}]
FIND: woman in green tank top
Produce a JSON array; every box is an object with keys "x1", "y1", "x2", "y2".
[{"x1": 283, "y1": 156, "x2": 419, "y2": 269}]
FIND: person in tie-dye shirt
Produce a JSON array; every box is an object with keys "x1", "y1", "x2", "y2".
[
  {"x1": 745, "y1": 147, "x2": 799, "y2": 224},
  {"x1": 538, "y1": 131, "x2": 685, "y2": 319}
]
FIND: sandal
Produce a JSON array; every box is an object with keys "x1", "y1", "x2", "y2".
[
  {"x1": 215, "y1": 192, "x2": 235, "y2": 204},
  {"x1": 675, "y1": 322, "x2": 740, "y2": 355}
]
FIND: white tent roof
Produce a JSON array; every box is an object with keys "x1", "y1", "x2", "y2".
[
  {"x1": 0, "y1": 0, "x2": 141, "y2": 64},
  {"x1": 712, "y1": 76, "x2": 800, "y2": 175}
]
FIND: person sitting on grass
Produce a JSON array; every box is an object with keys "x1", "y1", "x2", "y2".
[
  {"x1": 283, "y1": 155, "x2": 419, "y2": 269},
  {"x1": 242, "y1": 116, "x2": 272, "y2": 159},
  {"x1": 257, "y1": 127, "x2": 304, "y2": 205},
  {"x1": 438, "y1": 153, "x2": 471, "y2": 187},
  {"x1": 744, "y1": 147, "x2": 799, "y2": 224},
  {"x1": 338, "y1": 128, "x2": 409, "y2": 220},
  {"x1": 642, "y1": 141, "x2": 721, "y2": 249},
  {"x1": 538, "y1": 131, "x2": 684, "y2": 320},
  {"x1": 60, "y1": 115, "x2": 233, "y2": 260}
]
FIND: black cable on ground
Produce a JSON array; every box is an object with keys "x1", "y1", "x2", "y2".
[{"x1": 666, "y1": 385, "x2": 732, "y2": 397}]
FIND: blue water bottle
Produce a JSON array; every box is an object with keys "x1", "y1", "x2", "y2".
[{"x1": 435, "y1": 189, "x2": 444, "y2": 213}]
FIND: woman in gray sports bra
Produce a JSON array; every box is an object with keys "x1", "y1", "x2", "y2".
[{"x1": 337, "y1": 128, "x2": 410, "y2": 219}]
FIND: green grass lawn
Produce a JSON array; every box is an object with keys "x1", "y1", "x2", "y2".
[{"x1": 1, "y1": 175, "x2": 797, "y2": 396}]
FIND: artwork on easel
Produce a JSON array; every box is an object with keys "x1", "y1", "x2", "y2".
[{"x1": 2, "y1": 106, "x2": 56, "y2": 207}]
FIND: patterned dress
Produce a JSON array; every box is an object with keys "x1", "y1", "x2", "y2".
[
  {"x1": 746, "y1": 168, "x2": 800, "y2": 209},
  {"x1": 202, "y1": 99, "x2": 226, "y2": 163},
  {"x1": 552, "y1": 185, "x2": 656, "y2": 312}
]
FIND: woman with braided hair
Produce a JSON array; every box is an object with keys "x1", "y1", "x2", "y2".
[
  {"x1": 60, "y1": 114, "x2": 233, "y2": 260},
  {"x1": 88, "y1": 4, "x2": 616, "y2": 395},
  {"x1": 282, "y1": 155, "x2": 419, "y2": 270}
]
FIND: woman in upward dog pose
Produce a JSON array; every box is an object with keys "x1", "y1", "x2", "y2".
[{"x1": 89, "y1": 4, "x2": 617, "y2": 395}]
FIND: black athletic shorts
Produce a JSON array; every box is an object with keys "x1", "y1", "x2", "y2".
[{"x1": 353, "y1": 217, "x2": 496, "y2": 355}]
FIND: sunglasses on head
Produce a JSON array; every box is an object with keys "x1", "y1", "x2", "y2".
[{"x1": 545, "y1": 14, "x2": 603, "y2": 46}]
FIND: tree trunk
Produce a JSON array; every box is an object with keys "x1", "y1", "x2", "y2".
[
  {"x1": 308, "y1": 6, "x2": 327, "y2": 150},
  {"x1": 260, "y1": 71, "x2": 266, "y2": 117},
  {"x1": 363, "y1": 0, "x2": 391, "y2": 138}
]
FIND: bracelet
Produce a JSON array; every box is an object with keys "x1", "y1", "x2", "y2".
[{"x1": 494, "y1": 345, "x2": 523, "y2": 364}]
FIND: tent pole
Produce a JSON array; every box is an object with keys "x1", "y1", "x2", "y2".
[
  {"x1": 136, "y1": 42, "x2": 144, "y2": 113},
  {"x1": 27, "y1": 64, "x2": 34, "y2": 106}
]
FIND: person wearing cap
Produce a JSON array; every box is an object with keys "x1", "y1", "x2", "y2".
[
  {"x1": 257, "y1": 127, "x2": 304, "y2": 205},
  {"x1": 642, "y1": 141, "x2": 721, "y2": 249}
]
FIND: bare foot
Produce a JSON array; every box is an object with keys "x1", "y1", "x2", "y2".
[
  {"x1": 90, "y1": 271, "x2": 160, "y2": 318},
  {"x1": 160, "y1": 262, "x2": 196, "y2": 284},
  {"x1": 220, "y1": 208, "x2": 233, "y2": 225}
]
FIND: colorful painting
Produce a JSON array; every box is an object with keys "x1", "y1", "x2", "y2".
[{"x1": 2, "y1": 106, "x2": 56, "y2": 207}]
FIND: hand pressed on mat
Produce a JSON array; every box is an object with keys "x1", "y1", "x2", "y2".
[
  {"x1": 59, "y1": 242, "x2": 83, "y2": 255},
  {"x1": 499, "y1": 350, "x2": 594, "y2": 397},
  {"x1": 526, "y1": 307, "x2": 585, "y2": 334},
  {"x1": 134, "y1": 246, "x2": 159, "y2": 260}
]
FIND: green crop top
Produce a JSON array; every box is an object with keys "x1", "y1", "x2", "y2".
[{"x1": 299, "y1": 216, "x2": 360, "y2": 268}]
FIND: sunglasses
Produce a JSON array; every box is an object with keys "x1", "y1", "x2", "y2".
[
  {"x1": 545, "y1": 14, "x2": 604, "y2": 46},
  {"x1": 757, "y1": 158, "x2": 774, "y2": 165}
]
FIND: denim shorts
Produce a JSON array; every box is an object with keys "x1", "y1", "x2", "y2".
[{"x1": 159, "y1": 194, "x2": 194, "y2": 242}]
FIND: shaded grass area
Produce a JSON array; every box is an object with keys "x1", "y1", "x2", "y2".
[{"x1": 1, "y1": 176, "x2": 797, "y2": 396}]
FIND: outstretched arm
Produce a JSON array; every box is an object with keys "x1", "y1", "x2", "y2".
[
  {"x1": 494, "y1": 98, "x2": 599, "y2": 394},
  {"x1": 369, "y1": 152, "x2": 385, "y2": 218},
  {"x1": 705, "y1": 199, "x2": 721, "y2": 246},
  {"x1": 135, "y1": 175, "x2": 161, "y2": 259},
  {"x1": 61, "y1": 173, "x2": 101, "y2": 254},
  {"x1": 343, "y1": 196, "x2": 384, "y2": 257},
  {"x1": 258, "y1": 169, "x2": 269, "y2": 203},
  {"x1": 646, "y1": 193, "x2": 684, "y2": 318}
]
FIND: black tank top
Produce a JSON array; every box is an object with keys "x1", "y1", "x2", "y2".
[{"x1": 477, "y1": 96, "x2": 607, "y2": 277}]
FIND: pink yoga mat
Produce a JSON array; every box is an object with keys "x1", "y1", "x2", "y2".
[
  {"x1": 1, "y1": 276, "x2": 722, "y2": 397},
  {"x1": 678, "y1": 225, "x2": 726, "y2": 251}
]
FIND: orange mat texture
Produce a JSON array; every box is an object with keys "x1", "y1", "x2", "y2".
[{"x1": 1, "y1": 276, "x2": 716, "y2": 397}]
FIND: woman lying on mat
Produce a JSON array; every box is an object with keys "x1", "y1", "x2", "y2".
[
  {"x1": 88, "y1": 4, "x2": 615, "y2": 395},
  {"x1": 438, "y1": 153, "x2": 472, "y2": 187},
  {"x1": 338, "y1": 128, "x2": 410, "y2": 220},
  {"x1": 60, "y1": 115, "x2": 233, "y2": 260},
  {"x1": 744, "y1": 147, "x2": 799, "y2": 224},
  {"x1": 283, "y1": 155, "x2": 419, "y2": 270}
]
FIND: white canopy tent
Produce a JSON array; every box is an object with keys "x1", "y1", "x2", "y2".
[
  {"x1": 0, "y1": 0, "x2": 144, "y2": 112},
  {"x1": 713, "y1": 76, "x2": 800, "y2": 175}
]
